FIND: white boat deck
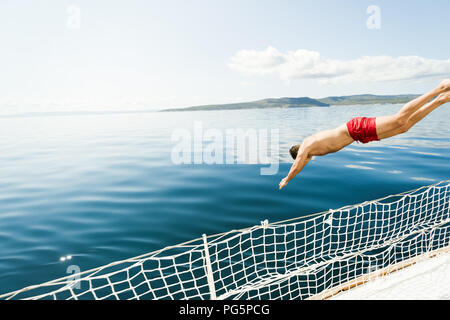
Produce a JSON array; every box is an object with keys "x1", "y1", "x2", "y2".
[{"x1": 331, "y1": 250, "x2": 450, "y2": 300}]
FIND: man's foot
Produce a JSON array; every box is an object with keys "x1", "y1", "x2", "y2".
[
  {"x1": 438, "y1": 79, "x2": 450, "y2": 92},
  {"x1": 437, "y1": 91, "x2": 450, "y2": 103}
]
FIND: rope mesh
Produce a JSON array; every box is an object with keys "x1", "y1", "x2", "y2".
[{"x1": 1, "y1": 180, "x2": 449, "y2": 300}]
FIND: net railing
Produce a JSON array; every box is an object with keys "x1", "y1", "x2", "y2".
[{"x1": 1, "y1": 180, "x2": 449, "y2": 300}]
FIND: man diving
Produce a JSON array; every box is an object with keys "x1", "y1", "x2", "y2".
[{"x1": 279, "y1": 79, "x2": 450, "y2": 190}]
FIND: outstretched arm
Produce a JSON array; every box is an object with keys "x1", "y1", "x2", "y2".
[
  {"x1": 279, "y1": 125, "x2": 354, "y2": 190},
  {"x1": 279, "y1": 152, "x2": 312, "y2": 190}
]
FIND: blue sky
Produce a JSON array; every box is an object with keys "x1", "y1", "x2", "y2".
[{"x1": 1, "y1": 0, "x2": 449, "y2": 111}]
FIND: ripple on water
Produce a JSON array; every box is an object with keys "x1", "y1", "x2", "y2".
[
  {"x1": 410, "y1": 177, "x2": 436, "y2": 182},
  {"x1": 345, "y1": 164, "x2": 375, "y2": 170}
]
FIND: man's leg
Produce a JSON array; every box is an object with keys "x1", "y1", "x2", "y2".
[
  {"x1": 407, "y1": 92, "x2": 450, "y2": 127},
  {"x1": 376, "y1": 81, "x2": 449, "y2": 140}
]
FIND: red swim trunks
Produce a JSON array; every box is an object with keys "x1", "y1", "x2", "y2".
[{"x1": 346, "y1": 117, "x2": 380, "y2": 144}]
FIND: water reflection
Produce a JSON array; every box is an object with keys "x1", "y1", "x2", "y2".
[{"x1": 345, "y1": 164, "x2": 375, "y2": 170}]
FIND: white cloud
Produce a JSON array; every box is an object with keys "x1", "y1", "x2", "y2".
[{"x1": 229, "y1": 46, "x2": 450, "y2": 84}]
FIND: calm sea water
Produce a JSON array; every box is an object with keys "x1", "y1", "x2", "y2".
[{"x1": 0, "y1": 103, "x2": 449, "y2": 294}]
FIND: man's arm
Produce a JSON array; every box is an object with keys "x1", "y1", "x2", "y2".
[
  {"x1": 278, "y1": 126, "x2": 352, "y2": 190},
  {"x1": 279, "y1": 152, "x2": 312, "y2": 189}
]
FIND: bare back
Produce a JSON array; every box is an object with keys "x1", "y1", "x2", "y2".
[{"x1": 308, "y1": 124, "x2": 354, "y2": 156}]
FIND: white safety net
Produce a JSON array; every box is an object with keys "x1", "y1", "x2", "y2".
[{"x1": 0, "y1": 180, "x2": 449, "y2": 300}]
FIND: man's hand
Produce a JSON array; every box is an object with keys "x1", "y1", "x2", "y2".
[{"x1": 279, "y1": 177, "x2": 289, "y2": 190}]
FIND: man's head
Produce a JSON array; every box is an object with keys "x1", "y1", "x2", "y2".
[{"x1": 289, "y1": 145, "x2": 300, "y2": 160}]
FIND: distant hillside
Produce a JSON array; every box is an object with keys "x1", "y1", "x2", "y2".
[
  {"x1": 160, "y1": 94, "x2": 420, "y2": 112},
  {"x1": 162, "y1": 97, "x2": 329, "y2": 112},
  {"x1": 318, "y1": 94, "x2": 420, "y2": 106}
]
